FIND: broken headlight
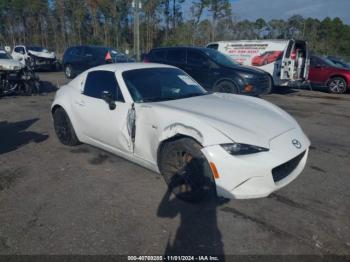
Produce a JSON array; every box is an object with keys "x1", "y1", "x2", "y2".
[{"x1": 221, "y1": 143, "x2": 268, "y2": 155}]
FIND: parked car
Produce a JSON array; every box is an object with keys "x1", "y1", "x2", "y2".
[
  {"x1": 207, "y1": 40, "x2": 310, "y2": 88},
  {"x1": 326, "y1": 56, "x2": 350, "y2": 69},
  {"x1": 252, "y1": 51, "x2": 283, "y2": 66},
  {"x1": 146, "y1": 47, "x2": 272, "y2": 96},
  {"x1": 51, "y1": 63, "x2": 310, "y2": 202},
  {"x1": 62, "y1": 45, "x2": 134, "y2": 79},
  {"x1": 0, "y1": 49, "x2": 40, "y2": 96},
  {"x1": 308, "y1": 55, "x2": 350, "y2": 94},
  {"x1": 11, "y1": 45, "x2": 60, "y2": 71}
]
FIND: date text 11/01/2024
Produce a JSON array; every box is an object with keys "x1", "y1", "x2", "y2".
[{"x1": 127, "y1": 256, "x2": 220, "y2": 261}]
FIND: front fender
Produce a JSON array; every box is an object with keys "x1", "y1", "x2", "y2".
[{"x1": 51, "y1": 85, "x2": 83, "y2": 141}]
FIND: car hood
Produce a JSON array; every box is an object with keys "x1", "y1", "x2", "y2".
[
  {"x1": 155, "y1": 93, "x2": 298, "y2": 148},
  {"x1": 0, "y1": 59, "x2": 25, "y2": 70},
  {"x1": 28, "y1": 50, "x2": 55, "y2": 59},
  {"x1": 225, "y1": 64, "x2": 268, "y2": 75}
]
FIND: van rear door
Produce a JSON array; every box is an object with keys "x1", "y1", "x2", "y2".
[
  {"x1": 280, "y1": 40, "x2": 295, "y2": 80},
  {"x1": 303, "y1": 42, "x2": 310, "y2": 80}
]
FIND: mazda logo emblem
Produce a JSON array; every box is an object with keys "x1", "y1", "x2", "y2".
[{"x1": 292, "y1": 139, "x2": 302, "y2": 149}]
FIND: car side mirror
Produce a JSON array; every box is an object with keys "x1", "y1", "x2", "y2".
[{"x1": 101, "y1": 90, "x2": 116, "y2": 110}]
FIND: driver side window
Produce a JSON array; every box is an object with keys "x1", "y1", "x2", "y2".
[
  {"x1": 187, "y1": 50, "x2": 208, "y2": 67},
  {"x1": 84, "y1": 71, "x2": 124, "y2": 102}
]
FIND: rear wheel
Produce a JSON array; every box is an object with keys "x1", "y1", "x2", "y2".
[
  {"x1": 158, "y1": 138, "x2": 216, "y2": 203},
  {"x1": 327, "y1": 77, "x2": 347, "y2": 94},
  {"x1": 53, "y1": 107, "x2": 80, "y2": 146},
  {"x1": 213, "y1": 80, "x2": 238, "y2": 94}
]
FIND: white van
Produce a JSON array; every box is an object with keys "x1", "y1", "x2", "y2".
[{"x1": 207, "y1": 40, "x2": 309, "y2": 87}]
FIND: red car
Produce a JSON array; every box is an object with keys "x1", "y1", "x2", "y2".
[
  {"x1": 309, "y1": 55, "x2": 350, "y2": 94},
  {"x1": 252, "y1": 51, "x2": 282, "y2": 66}
]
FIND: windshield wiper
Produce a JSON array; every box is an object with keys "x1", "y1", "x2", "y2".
[{"x1": 180, "y1": 92, "x2": 210, "y2": 99}]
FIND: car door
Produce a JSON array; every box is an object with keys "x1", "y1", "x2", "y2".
[
  {"x1": 280, "y1": 40, "x2": 295, "y2": 80},
  {"x1": 12, "y1": 46, "x2": 26, "y2": 62},
  {"x1": 185, "y1": 49, "x2": 216, "y2": 89},
  {"x1": 166, "y1": 48, "x2": 187, "y2": 71},
  {"x1": 82, "y1": 47, "x2": 99, "y2": 70},
  {"x1": 74, "y1": 70, "x2": 133, "y2": 153},
  {"x1": 308, "y1": 57, "x2": 331, "y2": 85}
]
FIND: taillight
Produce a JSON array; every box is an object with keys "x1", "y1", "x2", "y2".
[
  {"x1": 143, "y1": 56, "x2": 150, "y2": 63},
  {"x1": 291, "y1": 51, "x2": 296, "y2": 60},
  {"x1": 105, "y1": 52, "x2": 112, "y2": 62}
]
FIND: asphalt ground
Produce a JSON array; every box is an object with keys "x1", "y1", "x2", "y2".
[{"x1": 0, "y1": 72, "x2": 349, "y2": 256}]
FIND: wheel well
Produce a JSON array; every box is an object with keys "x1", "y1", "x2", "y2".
[
  {"x1": 213, "y1": 78, "x2": 239, "y2": 92},
  {"x1": 156, "y1": 134, "x2": 202, "y2": 168},
  {"x1": 51, "y1": 104, "x2": 62, "y2": 114},
  {"x1": 328, "y1": 75, "x2": 348, "y2": 86}
]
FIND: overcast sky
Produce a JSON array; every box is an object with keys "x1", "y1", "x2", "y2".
[{"x1": 230, "y1": 0, "x2": 350, "y2": 24}]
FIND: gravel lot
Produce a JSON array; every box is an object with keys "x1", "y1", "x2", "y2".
[{"x1": 0, "y1": 72, "x2": 349, "y2": 255}]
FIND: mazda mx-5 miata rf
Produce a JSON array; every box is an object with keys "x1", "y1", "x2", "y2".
[{"x1": 51, "y1": 63, "x2": 310, "y2": 202}]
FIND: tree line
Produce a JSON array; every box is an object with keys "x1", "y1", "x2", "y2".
[{"x1": 1, "y1": 0, "x2": 350, "y2": 60}]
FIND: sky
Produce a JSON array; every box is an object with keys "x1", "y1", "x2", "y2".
[{"x1": 230, "y1": 0, "x2": 350, "y2": 24}]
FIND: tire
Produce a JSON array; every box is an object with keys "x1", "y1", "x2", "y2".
[
  {"x1": 327, "y1": 77, "x2": 347, "y2": 94},
  {"x1": 158, "y1": 138, "x2": 216, "y2": 203},
  {"x1": 213, "y1": 80, "x2": 238, "y2": 94},
  {"x1": 53, "y1": 107, "x2": 80, "y2": 146},
  {"x1": 65, "y1": 64, "x2": 75, "y2": 79}
]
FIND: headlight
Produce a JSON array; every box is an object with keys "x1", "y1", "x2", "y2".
[
  {"x1": 238, "y1": 72, "x2": 255, "y2": 79},
  {"x1": 221, "y1": 143, "x2": 268, "y2": 155}
]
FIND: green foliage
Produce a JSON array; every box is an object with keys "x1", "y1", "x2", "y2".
[{"x1": 0, "y1": 0, "x2": 349, "y2": 61}]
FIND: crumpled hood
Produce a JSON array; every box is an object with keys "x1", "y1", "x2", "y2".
[
  {"x1": 156, "y1": 93, "x2": 299, "y2": 148},
  {"x1": 28, "y1": 50, "x2": 55, "y2": 59},
  {"x1": 0, "y1": 59, "x2": 25, "y2": 70}
]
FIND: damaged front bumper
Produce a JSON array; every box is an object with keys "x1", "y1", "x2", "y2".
[{"x1": 201, "y1": 128, "x2": 310, "y2": 199}]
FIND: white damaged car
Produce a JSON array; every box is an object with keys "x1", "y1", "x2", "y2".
[
  {"x1": 51, "y1": 63, "x2": 310, "y2": 202},
  {"x1": 12, "y1": 45, "x2": 60, "y2": 71}
]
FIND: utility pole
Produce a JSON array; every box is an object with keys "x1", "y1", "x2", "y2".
[{"x1": 132, "y1": 0, "x2": 141, "y2": 61}]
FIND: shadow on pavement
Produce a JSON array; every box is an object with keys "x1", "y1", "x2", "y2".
[
  {"x1": 0, "y1": 118, "x2": 49, "y2": 155},
  {"x1": 157, "y1": 187, "x2": 228, "y2": 256},
  {"x1": 39, "y1": 81, "x2": 59, "y2": 94},
  {"x1": 270, "y1": 86, "x2": 299, "y2": 95}
]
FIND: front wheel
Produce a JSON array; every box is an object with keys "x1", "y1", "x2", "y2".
[
  {"x1": 327, "y1": 77, "x2": 347, "y2": 94},
  {"x1": 158, "y1": 138, "x2": 216, "y2": 203},
  {"x1": 213, "y1": 81, "x2": 238, "y2": 94}
]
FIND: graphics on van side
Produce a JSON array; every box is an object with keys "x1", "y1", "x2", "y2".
[
  {"x1": 251, "y1": 51, "x2": 283, "y2": 66},
  {"x1": 223, "y1": 43, "x2": 285, "y2": 67}
]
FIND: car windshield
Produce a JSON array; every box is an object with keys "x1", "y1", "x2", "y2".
[
  {"x1": 319, "y1": 56, "x2": 338, "y2": 67},
  {"x1": 202, "y1": 48, "x2": 239, "y2": 67},
  {"x1": 329, "y1": 58, "x2": 350, "y2": 68},
  {"x1": 0, "y1": 51, "x2": 12, "y2": 59},
  {"x1": 123, "y1": 68, "x2": 208, "y2": 103},
  {"x1": 27, "y1": 46, "x2": 47, "y2": 52}
]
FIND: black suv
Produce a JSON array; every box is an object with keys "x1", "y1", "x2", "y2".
[
  {"x1": 146, "y1": 47, "x2": 272, "y2": 95},
  {"x1": 62, "y1": 45, "x2": 133, "y2": 78}
]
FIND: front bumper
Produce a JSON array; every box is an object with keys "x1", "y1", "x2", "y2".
[{"x1": 201, "y1": 128, "x2": 310, "y2": 199}]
